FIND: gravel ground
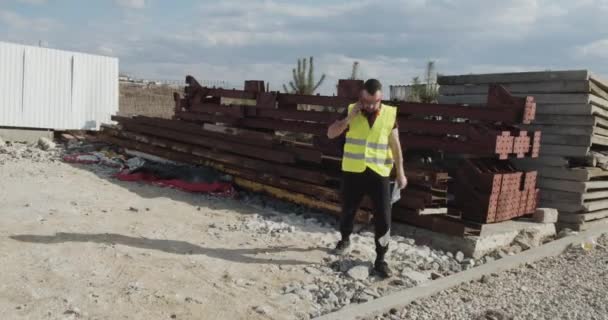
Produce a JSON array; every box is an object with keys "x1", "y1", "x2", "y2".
[{"x1": 373, "y1": 234, "x2": 608, "y2": 320}]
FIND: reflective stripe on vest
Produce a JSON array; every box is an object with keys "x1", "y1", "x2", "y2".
[
  {"x1": 345, "y1": 138, "x2": 388, "y2": 150},
  {"x1": 343, "y1": 152, "x2": 393, "y2": 165}
]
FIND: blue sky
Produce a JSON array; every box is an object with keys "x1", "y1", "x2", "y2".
[{"x1": 1, "y1": 0, "x2": 608, "y2": 93}]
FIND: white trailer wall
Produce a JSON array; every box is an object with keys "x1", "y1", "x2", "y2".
[{"x1": 0, "y1": 41, "x2": 118, "y2": 130}]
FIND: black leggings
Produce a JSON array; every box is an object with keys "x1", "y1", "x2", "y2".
[{"x1": 339, "y1": 168, "x2": 391, "y2": 262}]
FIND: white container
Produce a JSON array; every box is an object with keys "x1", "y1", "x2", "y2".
[{"x1": 0, "y1": 41, "x2": 118, "y2": 130}]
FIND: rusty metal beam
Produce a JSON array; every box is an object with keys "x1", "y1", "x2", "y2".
[
  {"x1": 118, "y1": 122, "x2": 296, "y2": 164},
  {"x1": 102, "y1": 128, "x2": 326, "y2": 184}
]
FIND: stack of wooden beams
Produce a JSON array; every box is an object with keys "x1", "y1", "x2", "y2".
[{"x1": 438, "y1": 70, "x2": 608, "y2": 230}]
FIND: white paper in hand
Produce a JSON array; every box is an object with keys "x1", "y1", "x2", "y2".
[{"x1": 390, "y1": 181, "x2": 401, "y2": 204}]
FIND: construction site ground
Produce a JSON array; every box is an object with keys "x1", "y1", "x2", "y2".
[
  {"x1": 0, "y1": 145, "x2": 471, "y2": 320},
  {"x1": 2, "y1": 142, "x2": 605, "y2": 320},
  {"x1": 0, "y1": 156, "x2": 331, "y2": 320}
]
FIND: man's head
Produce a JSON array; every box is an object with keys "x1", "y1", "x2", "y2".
[{"x1": 360, "y1": 79, "x2": 383, "y2": 111}]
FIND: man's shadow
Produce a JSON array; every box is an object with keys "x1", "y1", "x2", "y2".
[{"x1": 10, "y1": 233, "x2": 329, "y2": 266}]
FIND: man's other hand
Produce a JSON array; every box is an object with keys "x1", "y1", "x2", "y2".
[{"x1": 396, "y1": 174, "x2": 408, "y2": 189}]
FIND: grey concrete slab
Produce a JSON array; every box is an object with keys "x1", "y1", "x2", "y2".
[
  {"x1": 538, "y1": 177, "x2": 608, "y2": 193},
  {"x1": 558, "y1": 217, "x2": 608, "y2": 231},
  {"x1": 438, "y1": 81, "x2": 592, "y2": 96},
  {"x1": 523, "y1": 124, "x2": 595, "y2": 136},
  {"x1": 0, "y1": 128, "x2": 53, "y2": 144},
  {"x1": 437, "y1": 70, "x2": 589, "y2": 85},
  {"x1": 540, "y1": 144, "x2": 590, "y2": 158},
  {"x1": 512, "y1": 156, "x2": 569, "y2": 168},
  {"x1": 558, "y1": 209, "x2": 608, "y2": 223},
  {"x1": 536, "y1": 166, "x2": 608, "y2": 182},
  {"x1": 590, "y1": 73, "x2": 608, "y2": 96},
  {"x1": 391, "y1": 221, "x2": 554, "y2": 260},
  {"x1": 535, "y1": 104, "x2": 595, "y2": 116},
  {"x1": 533, "y1": 114, "x2": 600, "y2": 126},
  {"x1": 439, "y1": 93, "x2": 593, "y2": 106},
  {"x1": 592, "y1": 135, "x2": 608, "y2": 146},
  {"x1": 539, "y1": 189, "x2": 608, "y2": 203},
  {"x1": 315, "y1": 222, "x2": 606, "y2": 320},
  {"x1": 541, "y1": 134, "x2": 592, "y2": 147},
  {"x1": 590, "y1": 81, "x2": 608, "y2": 100}
]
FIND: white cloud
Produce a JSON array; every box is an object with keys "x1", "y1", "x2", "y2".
[
  {"x1": 5, "y1": 0, "x2": 608, "y2": 93},
  {"x1": 0, "y1": 10, "x2": 57, "y2": 31},
  {"x1": 97, "y1": 45, "x2": 115, "y2": 56},
  {"x1": 199, "y1": 0, "x2": 371, "y2": 19},
  {"x1": 17, "y1": 0, "x2": 47, "y2": 4},
  {"x1": 115, "y1": 0, "x2": 145, "y2": 9},
  {"x1": 578, "y1": 39, "x2": 608, "y2": 58}
]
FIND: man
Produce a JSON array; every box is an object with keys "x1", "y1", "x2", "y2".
[{"x1": 327, "y1": 79, "x2": 407, "y2": 278}]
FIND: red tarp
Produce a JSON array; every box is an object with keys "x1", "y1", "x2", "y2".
[{"x1": 115, "y1": 170, "x2": 235, "y2": 196}]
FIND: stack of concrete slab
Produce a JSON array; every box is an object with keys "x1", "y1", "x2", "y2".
[{"x1": 438, "y1": 70, "x2": 608, "y2": 231}]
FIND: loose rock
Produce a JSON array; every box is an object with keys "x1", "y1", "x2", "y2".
[
  {"x1": 455, "y1": 251, "x2": 465, "y2": 262},
  {"x1": 38, "y1": 137, "x2": 56, "y2": 151},
  {"x1": 346, "y1": 265, "x2": 369, "y2": 281}
]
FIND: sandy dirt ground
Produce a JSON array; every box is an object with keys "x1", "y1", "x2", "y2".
[
  {"x1": 0, "y1": 159, "x2": 336, "y2": 320},
  {"x1": 0, "y1": 143, "x2": 473, "y2": 320}
]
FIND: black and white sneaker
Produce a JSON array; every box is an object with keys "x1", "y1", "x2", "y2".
[
  {"x1": 374, "y1": 260, "x2": 392, "y2": 279},
  {"x1": 332, "y1": 240, "x2": 351, "y2": 255}
]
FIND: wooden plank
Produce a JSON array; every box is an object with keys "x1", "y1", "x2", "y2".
[
  {"x1": 437, "y1": 70, "x2": 589, "y2": 85},
  {"x1": 538, "y1": 177, "x2": 608, "y2": 193},
  {"x1": 439, "y1": 81, "x2": 591, "y2": 96},
  {"x1": 558, "y1": 209, "x2": 608, "y2": 223},
  {"x1": 540, "y1": 144, "x2": 590, "y2": 157}
]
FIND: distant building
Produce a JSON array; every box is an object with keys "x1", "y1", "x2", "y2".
[{"x1": 389, "y1": 85, "x2": 415, "y2": 101}]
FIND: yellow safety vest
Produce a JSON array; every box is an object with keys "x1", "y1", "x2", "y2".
[{"x1": 341, "y1": 103, "x2": 397, "y2": 177}]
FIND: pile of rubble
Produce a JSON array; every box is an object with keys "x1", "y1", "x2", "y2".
[
  {"x1": 0, "y1": 137, "x2": 60, "y2": 165},
  {"x1": 211, "y1": 204, "x2": 545, "y2": 318}
]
